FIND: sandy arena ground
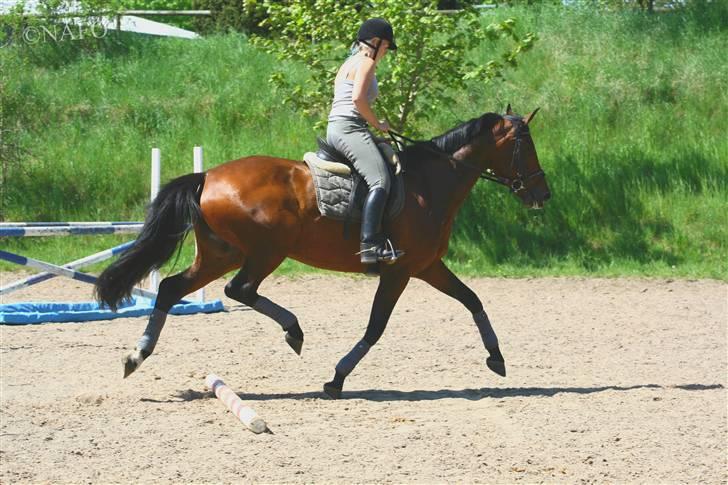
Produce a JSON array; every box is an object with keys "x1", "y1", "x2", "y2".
[{"x1": 1, "y1": 272, "x2": 726, "y2": 483}]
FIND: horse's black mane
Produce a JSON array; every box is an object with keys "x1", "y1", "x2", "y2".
[
  {"x1": 428, "y1": 112, "x2": 503, "y2": 154},
  {"x1": 402, "y1": 113, "x2": 503, "y2": 160}
]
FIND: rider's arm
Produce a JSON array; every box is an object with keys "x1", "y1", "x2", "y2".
[{"x1": 352, "y1": 56, "x2": 386, "y2": 131}]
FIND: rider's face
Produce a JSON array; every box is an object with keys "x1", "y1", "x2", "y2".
[{"x1": 366, "y1": 37, "x2": 389, "y2": 61}]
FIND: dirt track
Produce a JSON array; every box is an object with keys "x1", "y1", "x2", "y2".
[{"x1": 1, "y1": 273, "x2": 726, "y2": 483}]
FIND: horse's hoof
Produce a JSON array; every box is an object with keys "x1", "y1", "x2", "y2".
[
  {"x1": 285, "y1": 332, "x2": 303, "y2": 356},
  {"x1": 323, "y1": 382, "x2": 342, "y2": 399},
  {"x1": 486, "y1": 357, "x2": 506, "y2": 377},
  {"x1": 122, "y1": 350, "x2": 145, "y2": 378}
]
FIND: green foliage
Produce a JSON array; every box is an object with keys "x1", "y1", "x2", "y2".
[
  {"x1": 119, "y1": 0, "x2": 194, "y2": 9},
  {"x1": 254, "y1": 0, "x2": 535, "y2": 133},
  {"x1": 0, "y1": 1, "x2": 128, "y2": 215},
  {"x1": 558, "y1": 0, "x2": 698, "y2": 11},
  {"x1": 191, "y1": 0, "x2": 269, "y2": 35}
]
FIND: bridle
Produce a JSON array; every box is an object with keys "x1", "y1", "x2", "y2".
[
  {"x1": 389, "y1": 115, "x2": 546, "y2": 195},
  {"x1": 480, "y1": 115, "x2": 546, "y2": 194}
]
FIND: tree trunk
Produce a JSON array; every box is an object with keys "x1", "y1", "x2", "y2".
[{"x1": 397, "y1": 43, "x2": 424, "y2": 131}]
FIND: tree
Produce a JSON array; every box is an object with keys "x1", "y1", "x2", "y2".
[
  {"x1": 192, "y1": 0, "x2": 269, "y2": 34},
  {"x1": 253, "y1": 0, "x2": 536, "y2": 134}
]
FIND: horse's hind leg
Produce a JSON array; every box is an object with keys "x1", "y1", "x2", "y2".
[
  {"x1": 123, "y1": 234, "x2": 241, "y2": 378},
  {"x1": 416, "y1": 259, "x2": 506, "y2": 377},
  {"x1": 223, "y1": 253, "x2": 305, "y2": 355}
]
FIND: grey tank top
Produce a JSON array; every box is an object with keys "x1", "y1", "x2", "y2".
[{"x1": 328, "y1": 55, "x2": 379, "y2": 122}]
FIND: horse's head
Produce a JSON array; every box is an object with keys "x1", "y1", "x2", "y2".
[{"x1": 478, "y1": 106, "x2": 551, "y2": 209}]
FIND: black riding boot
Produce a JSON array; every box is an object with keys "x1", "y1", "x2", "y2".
[{"x1": 359, "y1": 187, "x2": 404, "y2": 264}]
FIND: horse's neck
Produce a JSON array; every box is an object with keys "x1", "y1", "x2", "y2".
[{"x1": 409, "y1": 152, "x2": 483, "y2": 222}]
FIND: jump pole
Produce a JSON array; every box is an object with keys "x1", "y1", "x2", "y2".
[
  {"x1": 0, "y1": 223, "x2": 143, "y2": 237},
  {"x1": 0, "y1": 249, "x2": 160, "y2": 300},
  {"x1": 205, "y1": 374, "x2": 267, "y2": 434},
  {"x1": 0, "y1": 240, "x2": 134, "y2": 295},
  {"x1": 0, "y1": 221, "x2": 142, "y2": 227}
]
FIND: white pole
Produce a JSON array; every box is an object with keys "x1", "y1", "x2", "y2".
[
  {"x1": 149, "y1": 148, "x2": 161, "y2": 293},
  {"x1": 193, "y1": 146, "x2": 205, "y2": 302},
  {"x1": 205, "y1": 374, "x2": 267, "y2": 434},
  {"x1": 0, "y1": 241, "x2": 135, "y2": 296},
  {"x1": 0, "y1": 249, "x2": 161, "y2": 301},
  {"x1": 193, "y1": 145, "x2": 203, "y2": 173}
]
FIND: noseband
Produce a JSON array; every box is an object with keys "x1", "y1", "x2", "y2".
[{"x1": 389, "y1": 116, "x2": 545, "y2": 194}]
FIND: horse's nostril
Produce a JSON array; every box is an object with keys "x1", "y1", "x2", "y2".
[{"x1": 543, "y1": 191, "x2": 551, "y2": 202}]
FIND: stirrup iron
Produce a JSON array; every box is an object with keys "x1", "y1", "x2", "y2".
[{"x1": 357, "y1": 238, "x2": 404, "y2": 265}]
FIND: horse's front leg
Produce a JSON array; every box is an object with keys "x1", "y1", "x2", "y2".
[
  {"x1": 323, "y1": 272, "x2": 410, "y2": 399},
  {"x1": 416, "y1": 259, "x2": 506, "y2": 377}
]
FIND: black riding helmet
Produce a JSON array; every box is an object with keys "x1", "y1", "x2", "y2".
[{"x1": 357, "y1": 18, "x2": 397, "y2": 51}]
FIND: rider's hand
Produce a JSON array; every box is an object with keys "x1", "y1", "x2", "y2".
[{"x1": 377, "y1": 120, "x2": 390, "y2": 133}]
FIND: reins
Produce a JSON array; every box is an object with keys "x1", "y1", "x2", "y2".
[
  {"x1": 388, "y1": 129, "x2": 485, "y2": 175},
  {"x1": 388, "y1": 121, "x2": 544, "y2": 194}
]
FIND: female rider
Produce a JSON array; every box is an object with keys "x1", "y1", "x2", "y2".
[{"x1": 326, "y1": 18, "x2": 403, "y2": 265}]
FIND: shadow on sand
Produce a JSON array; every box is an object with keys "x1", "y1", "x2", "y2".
[{"x1": 139, "y1": 383, "x2": 723, "y2": 403}]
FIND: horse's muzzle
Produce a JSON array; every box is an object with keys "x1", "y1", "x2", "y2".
[{"x1": 523, "y1": 188, "x2": 550, "y2": 210}]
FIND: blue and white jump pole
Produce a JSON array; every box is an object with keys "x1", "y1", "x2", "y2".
[
  {"x1": 0, "y1": 240, "x2": 134, "y2": 295},
  {"x1": 0, "y1": 222, "x2": 143, "y2": 237},
  {"x1": 0, "y1": 247, "x2": 160, "y2": 299}
]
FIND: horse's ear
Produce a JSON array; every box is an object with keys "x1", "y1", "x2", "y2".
[
  {"x1": 524, "y1": 108, "x2": 540, "y2": 125},
  {"x1": 505, "y1": 104, "x2": 513, "y2": 115}
]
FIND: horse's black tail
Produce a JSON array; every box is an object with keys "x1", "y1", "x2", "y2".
[{"x1": 95, "y1": 172, "x2": 205, "y2": 310}]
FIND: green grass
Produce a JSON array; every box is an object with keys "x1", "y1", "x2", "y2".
[{"x1": 1, "y1": 4, "x2": 726, "y2": 280}]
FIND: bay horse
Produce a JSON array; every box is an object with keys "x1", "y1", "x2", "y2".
[{"x1": 95, "y1": 106, "x2": 550, "y2": 399}]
